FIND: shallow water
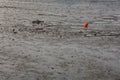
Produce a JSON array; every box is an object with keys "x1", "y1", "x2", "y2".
[{"x1": 5, "y1": 0, "x2": 120, "y2": 6}]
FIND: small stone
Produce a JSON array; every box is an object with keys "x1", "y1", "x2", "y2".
[
  {"x1": 12, "y1": 38, "x2": 15, "y2": 41},
  {"x1": 51, "y1": 67, "x2": 54, "y2": 70},
  {"x1": 13, "y1": 29, "x2": 17, "y2": 34}
]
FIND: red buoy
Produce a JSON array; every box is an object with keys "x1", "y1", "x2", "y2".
[{"x1": 83, "y1": 22, "x2": 89, "y2": 29}]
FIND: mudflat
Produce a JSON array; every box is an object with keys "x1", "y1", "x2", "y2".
[{"x1": 0, "y1": 0, "x2": 120, "y2": 80}]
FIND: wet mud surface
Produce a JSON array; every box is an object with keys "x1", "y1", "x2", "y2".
[{"x1": 0, "y1": 0, "x2": 120, "y2": 80}]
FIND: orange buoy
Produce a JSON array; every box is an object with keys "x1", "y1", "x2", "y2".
[{"x1": 83, "y1": 22, "x2": 89, "y2": 29}]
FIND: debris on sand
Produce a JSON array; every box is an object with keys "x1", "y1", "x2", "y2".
[{"x1": 32, "y1": 20, "x2": 45, "y2": 26}]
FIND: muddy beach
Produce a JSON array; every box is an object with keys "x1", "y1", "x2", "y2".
[{"x1": 0, "y1": 0, "x2": 120, "y2": 80}]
